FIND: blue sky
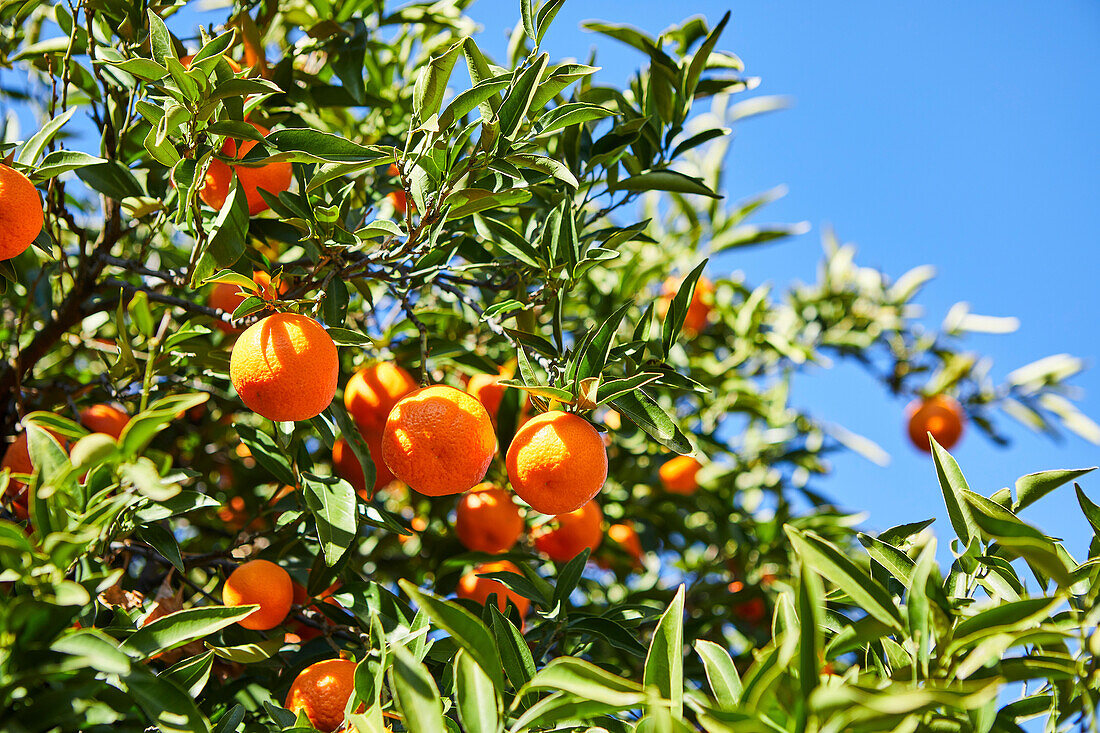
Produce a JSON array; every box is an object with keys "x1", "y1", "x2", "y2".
[
  {"x1": 464, "y1": 0, "x2": 1100, "y2": 557},
  {"x1": 4, "y1": 2, "x2": 1098, "y2": 559}
]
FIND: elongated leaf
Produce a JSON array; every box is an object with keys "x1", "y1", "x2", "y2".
[
  {"x1": 522, "y1": 657, "x2": 645, "y2": 705},
  {"x1": 857, "y1": 533, "x2": 915, "y2": 585},
  {"x1": 414, "y1": 39, "x2": 464, "y2": 122},
  {"x1": 499, "y1": 53, "x2": 549, "y2": 139},
  {"x1": 1014, "y1": 467, "x2": 1095, "y2": 512},
  {"x1": 695, "y1": 640, "x2": 741, "y2": 710},
  {"x1": 456, "y1": 649, "x2": 500, "y2": 733},
  {"x1": 389, "y1": 643, "x2": 446, "y2": 733},
  {"x1": 930, "y1": 437, "x2": 978, "y2": 545},
  {"x1": 644, "y1": 584, "x2": 684, "y2": 717},
  {"x1": 17, "y1": 107, "x2": 76, "y2": 166},
  {"x1": 612, "y1": 170, "x2": 720, "y2": 198},
  {"x1": 302, "y1": 473, "x2": 357, "y2": 566},
  {"x1": 662, "y1": 259, "x2": 708, "y2": 356},
  {"x1": 120, "y1": 606, "x2": 255, "y2": 659},
  {"x1": 611, "y1": 389, "x2": 692, "y2": 455}
]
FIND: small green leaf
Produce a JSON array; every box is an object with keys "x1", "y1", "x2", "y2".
[
  {"x1": 643, "y1": 584, "x2": 684, "y2": 717},
  {"x1": 455, "y1": 649, "x2": 501, "y2": 733},
  {"x1": 695, "y1": 640, "x2": 741, "y2": 710},
  {"x1": 612, "y1": 170, "x2": 720, "y2": 198},
  {"x1": 302, "y1": 472, "x2": 358, "y2": 566}
]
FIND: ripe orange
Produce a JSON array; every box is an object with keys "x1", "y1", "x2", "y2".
[
  {"x1": 332, "y1": 433, "x2": 394, "y2": 498},
  {"x1": 505, "y1": 411, "x2": 607, "y2": 515},
  {"x1": 381, "y1": 385, "x2": 496, "y2": 497},
  {"x1": 285, "y1": 658, "x2": 361, "y2": 732},
  {"x1": 229, "y1": 313, "x2": 339, "y2": 422},
  {"x1": 659, "y1": 455, "x2": 702, "y2": 495},
  {"x1": 659, "y1": 276, "x2": 714, "y2": 335},
  {"x1": 467, "y1": 372, "x2": 507, "y2": 419},
  {"x1": 79, "y1": 404, "x2": 129, "y2": 439},
  {"x1": 343, "y1": 362, "x2": 418, "y2": 434},
  {"x1": 2, "y1": 428, "x2": 66, "y2": 499},
  {"x1": 200, "y1": 121, "x2": 292, "y2": 215},
  {"x1": 0, "y1": 164, "x2": 43, "y2": 261},
  {"x1": 221, "y1": 559, "x2": 292, "y2": 630},
  {"x1": 387, "y1": 163, "x2": 409, "y2": 215},
  {"x1": 208, "y1": 272, "x2": 282, "y2": 334},
  {"x1": 607, "y1": 522, "x2": 643, "y2": 565},
  {"x1": 456, "y1": 560, "x2": 530, "y2": 616},
  {"x1": 906, "y1": 394, "x2": 965, "y2": 452},
  {"x1": 455, "y1": 485, "x2": 524, "y2": 554},
  {"x1": 531, "y1": 500, "x2": 603, "y2": 562}
]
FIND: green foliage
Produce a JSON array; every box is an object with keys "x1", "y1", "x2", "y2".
[{"x1": 1, "y1": 0, "x2": 1099, "y2": 731}]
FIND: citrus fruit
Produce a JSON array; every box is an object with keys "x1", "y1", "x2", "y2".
[
  {"x1": 200, "y1": 121, "x2": 292, "y2": 215},
  {"x1": 659, "y1": 275, "x2": 714, "y2": 335},
  {"x1": 332, "y1": 433, "x2": 394, "y2": 498},
  {"x1": 221, "y1": 559, "x2": 292, "y2": 630},
  {"x1": 79, "y1": 403, "x2": 129, "y2": 439},
  {"x1": 208, "y1": 272, "x2": 281, "y2": 334},
  {"x1": 531, "y1": 500, "x2": 603, "y2": 562},
  {"x1": 505, "y1": 411, "x2": 607, "y2": 515},
  {"x1": 906, "y1": 394, "x2": 965, "y2": 452},
  {"x1": 455, "y1": 485, "x2": 524, "y2": 554},
  {"x1": 284, "y1": 658, "x2": 361, "y2": 732},
  {"x1": 467, "y1": 372, "x2": 507, "y2": 418},
  {"x1": 0, "y1": 164, "x2": 43, "y2": 261},
  {"x1": 659, "y1": 455, "x2": 702, "y2": 494},
  {"x1": 456, "y1": 560, "x2": 530, "y2": 616},
  {"x1": 607, "y1": 522, "x2": 643, "y2": 565},
  {"x1": 380, "y1": 385, "x2": 495, "y2": 496},
  {"x1": 343, "y1": 362, "x2": 418, "y2": 434},
  {"x1": 229, "y1": 313, "x2": 339, "y2": 422}
]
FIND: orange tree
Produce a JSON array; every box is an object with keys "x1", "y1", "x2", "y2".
[{"x1": 2, "y1": 1, "x2": 1100, "y2": 731}]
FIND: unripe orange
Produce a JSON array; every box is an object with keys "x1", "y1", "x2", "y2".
[
  {"x1": 456, "y1": 560, "x2": 530, "y2": 616},
  {"x1": 906, "y1": 395, "x2": 965, "y2": 452},
  {"x1": 79, "y1": 403, "x2": 129, "y2": 439},
  {"x1": 221, "y1": 559, "x2": 292, "y2": 630},
  {"x1": 285, "y1": 658, "x2": 361, "y2": 732},
  {"x1": 455, "y1": 485, "x2": 524, "y2": 554},
  {"x1": 229, "y1": 313, "x2": 338, "y2": 422},
  {"x1": 0, "y1": 164, "x2": 43, "y2": 261},
  {"x1": 381, "y1": 385, "x2": 496, "y2": 497},
  {"x1": 532, "y1": 500, "x2": 603, "y2": 562},
  {"x1": 659, "y1": 455, "x2": 702, "y2": 494},
  {"x1": 505, "y1": 411, "x2": 607, "y2": 515},
  {"x1": 343, "y1": 362, "x2": 417, "y2": 434}
]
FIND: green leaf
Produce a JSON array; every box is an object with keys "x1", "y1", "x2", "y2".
[
  {"x1": 498, "y1": 53, "x2": 549, "y2": 140},
  {"x1": 797, "y1": 560, "x2": 825, "y2": 704},
  {"x1": 77, "y1": 160, "x2": 145, "y2": 200},
  {"x1": 438, "y1": 78, "x2": 510, "y2": 128},
  {"x1": 17, "y1": 107, "x2": 77, "y2": 166},
  {"x1": 695, "y1": 640, "x2": 741, "y2": 710},
  {"x1": 190, "y1": 180, "x2": 248, "y2": 288},
  {"x1": 535, "y1": 102, "x2": 614, "y2": 136},
  {"x1": 1076, "y1": 484, "x2": 1100, "y2": 537},
  {"x1": 575, "y1": 302, "x2": 632, "y2": 382},
  {"x1": 446, "y1": 188, "x2": 533, "y2": 220},
  {"x1": 413, "y1": 39, "x2": 464, "y2": 123},
  {"x1": 521, "y1": 657, "x2": 645, "y2": 705},
  {"x1": 137, "y1": 524, "x2": 184, "y2": 573},
  {"x1": 662, "y1": 259, "x2": 708, "y2": 357},
  {"x1": 857, "y1": 533, "x2": 915, "y2": 585},
  {"x1": 236, "y1": 424, "x2": 297, "y2": 486},
  {"x1": 930, "y1": 437, "x2": 978, "y2": 546},
  {"x1": 146, "y1": 9, "x2": 175, "y2": 65},
  {"x1": 1014, "y1": 467, "x2": 1095, "y2": 512},
  {"x1": 682, "y1": 12, "x2": 730, "y2": 100},
  {"x1": 490, "y1": 603, "x2": 536, "y2": 695},
  {"x1": 120, "y1": 606, "x2": 255, "y2": 659},
  {"x1": 389, "y1": 643, "x2": 447, "y2": 733},
  {"x1": 161, "y1": 650, "x2": 215, "y2": 698},
  {"x1": 535, "y1": 0, "x2": 567, "y2": 44},
  {"x1": 644, "y1": 584, "x2": 684, "y2": 717},
  {"x1": 302, "y1": 473, "x2": 358, "y2": 566},
  {"x1": 612, "y1": 170, "x2": 720, "y2": 198},
  {"x1": 52, "y1": 629, "x2": 133, "y2": 675},
  {"x1": 31, "y1": 150, "x2": 106, "y2": 182},
  {"x1": 506, "y1": 153, "x2": 578, "y2": 188},
  {"x1": 455, "y1": 649, "x2": 501, "y2": 733},
  {"x1": 961, "y1": 490, "x2": 1072, "y2": 587},
  {"x1": 399, "y1": 581, "x2": 504, "y2": 690},
  {"x1": 261, "y1": 129, "x2": 390, "y2": 165},
  {"x1": 611, "y1": 389, "x2": 692, "y2": 455},
  {"x1": 784, "y1": 526, "x2": 904, "y2": 632}
]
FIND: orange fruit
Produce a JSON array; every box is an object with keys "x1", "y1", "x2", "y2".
[
  {"x1": 456, "y1": 560, "x2": 530, "y2": 616},
  {"x1": 343, "y1": 362, "x2": 418, "y2": 434},
  {"x1": 467, "y1": 372, "x2": 507, "y2": 418},
  {"x1": 531, "y1": 500, "x2": 603, "y2": 562},
  {"x1": 659, "y1": 276, "x2": 714, "y2": 335},
  {"x1": 906, "y1": 395, "x2": 965, "y2": 452},
  {"x1": 2, "y1": 428, "x2": 66, "y2": 500},
  {"x1": 229, "y1": 313, "x2": 339, "y2": 422},
  {"x1": 221, "y1": 559, "x2": 292, "y2": 630},
  {"x1": 0, "y1": 164, "x2": 43, "y2": 261},
  {"x1": 387, "y1": 163, "x2": 410, "y2": 215},
  {"x1": 455, "y1": 485, "x2": 524, "y2": 554},
  {"x1": 505, "y1": 411, "x2": 607, "y2": 515},
  {"x1": 607, "y1": 522, "x2": 643, "y2": 565},
  {"x1": 284, "y1": 658, "x2": 361, "y2": 732},
  {"x1": 659, "y1": 455, "x2": 702, "y2": 495},
  {"x1": 332, "y1": 433, "x2": 394, "y2": 499},
  {"x1": 200, "y1": 121, "x2": 292, "y2": 215},
  {"x1": 79, "y1": 404, "x2": 129, "y2": 439},
  {"x1": 217, "y1": 495, "x2": 265, "y2": 531},
  {"x1": 208, "y1": 272, "x2": 282, "y2": 334},
  {"x1": 380, "y1": 385, "x2": 495, "y2": 497}
]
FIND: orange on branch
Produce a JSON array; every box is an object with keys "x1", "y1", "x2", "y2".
[
  {"x1": 343, "y1": 362, "x2": 418, "y2": 434},
  {"x1": 229, "y1": 313, "x2": 338, "y2": 422},
  {"x1": 199, "y1": 121, "x2": 292, "y2": 215},
  {"x1": 456, "y1": 560, "x2": 530, "y2": 616},
  {"x1": 505, "y1": 411, "x2": 607, "y2": 515},
  {"x1": 221, "y1": 559, "x2": 292, "y2": 630},
  {"x1": 607, "y1": 522, "x2": 643, "y2": 565},
  {"x1": 79, "y1": 404, "x2": 129, "y2": 439},
  {"x1": 531, "y1": 500, "x2": 603, "y2": 562},
  {"x1": 380, "y1": 385, "x2": 495, "y2": 497},
  {"x1": 455, "y1": 485, "x2": 524, "y2": 554},
  {"x1": 0, "y1": 164, "x2": 43, "y2": 261},
  {"x1": 659, "y1": 455, "x2": 702, "y2": 495},
  {"x1": 332, "y1": 433, "x2": 394, "y2": 498},
  {"x1": 659, "y1": 276, "x2": 714, "y2": 335},
  {"x1": 467, "y1": 372, "x2": 508, "y2": 419},
  {"x1": 208, "y1": 272, "x2": 282, "y2": 334},
  {"x1": 284, "y1": 658, "x2": 361, "y2": 733},
  {"x1": 906, "y1": 394, "x2": 965, "y2": 452}
]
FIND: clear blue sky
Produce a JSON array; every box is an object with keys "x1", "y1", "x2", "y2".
[
  {"x1": 4, "y1": 2, "x2": 1097, "y2": 559},
  {"x1": 466, "y1": 0, "x2": 1100, "y2": 559}
]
